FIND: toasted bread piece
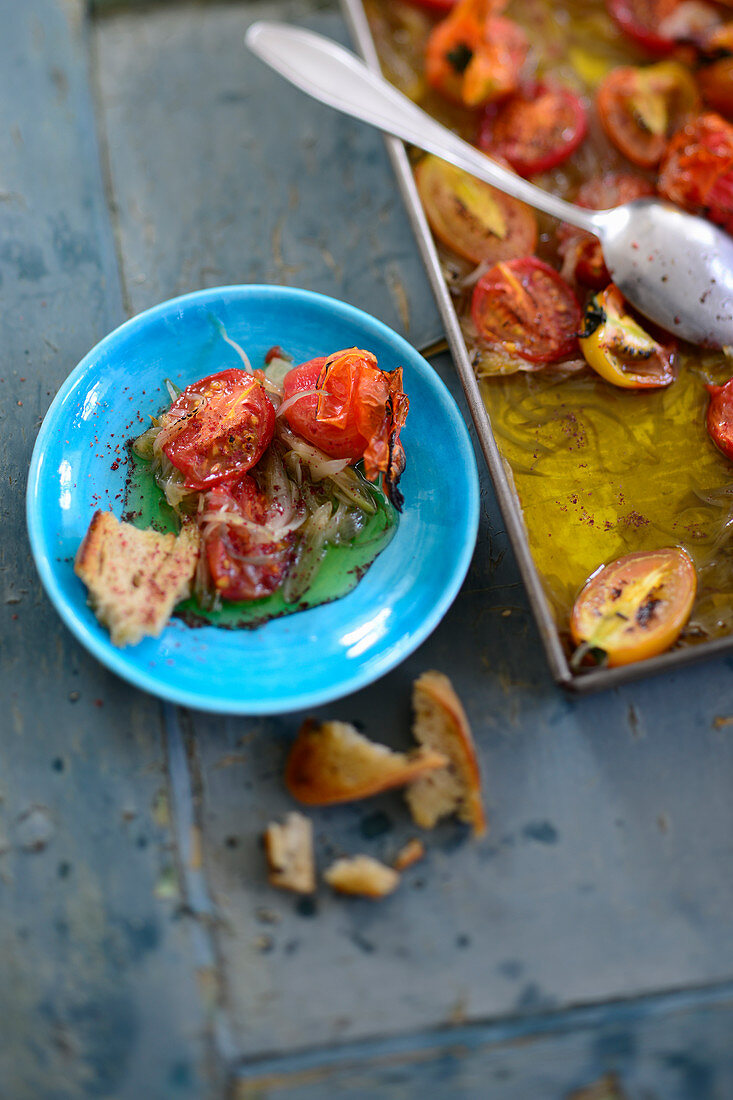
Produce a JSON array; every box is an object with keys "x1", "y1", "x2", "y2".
[
  {"x1": 393, "y1": 837, "x2": 425, "y2": 871},
  {"x1": 264, "y1": 812, "x2": 316, "y2": 894},
  {"x1": 285, "y1": 719, "x2": 448, "y2": 806},
  {"x1": 405, "y1": 671, "x2": 486, "y2": 836},
  {"x1": 74, "y1": 511, "x2": 200, "y2": 647},
  {"x1": 324, "y1": 855, "x2": 400, "y2": 898}
]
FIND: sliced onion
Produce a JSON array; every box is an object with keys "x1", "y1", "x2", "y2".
[
  {"x1": 275, "y1": 388, "x2": 328, "y2": 419},
  {"x1": 164, "y1": 378, "x2": 182, "y2": 403},
  {"x1": 265, "y1": 354, "x2": 294, "y2": 389},
  {"x1": 281, "y1": 504, "x2": 332, "y2": 604},
  {"x1": 217, "y1": 323, "x2": 253, "y2": 372},
  {"x1": 133, "y1": 425, "x2": 161, "y2": 460}
]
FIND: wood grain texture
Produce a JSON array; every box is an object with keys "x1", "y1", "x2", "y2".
[
  {"x1": 92, "y1": 1, "x2": 443, "y2": 348},
  {"x1": 0, "y1": 2, "x2": 207, "y2": 1096},
  {"x1": 232, "y1": 984, "x2": 733, "y2": 1098},
  {"x1": 184, "y1": 436, "x2": 733, "y2": 1058},
  {"x1": 86, "y1": 0, "x2": 733, "y2": 1092}
]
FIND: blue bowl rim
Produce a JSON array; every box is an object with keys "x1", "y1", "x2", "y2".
[{"x1": 26, "y1": 284, "x2": 480, "y2": 714}]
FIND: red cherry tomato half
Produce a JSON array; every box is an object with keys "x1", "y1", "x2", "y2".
[
  {"x1": 204, "y1": 475, "x2": 294, "y2": 602},
  {"x1": 606, "y1": 0, "x2": 682, "y2": 53},
  {"x1": 471, "y1": 257, "x2": 582, "y2": 363},
  {"x1": 698, "y1": 58, "x2": 733, "y2": 120},
  {"x1": 402, "y1": 0, "x2": 457, "y2": 13},
  {"x1": 706, "y1": 377, "x2": 733, "y2": 458},
  {"x1": 282, "y1": 356, "x2": 365, "y2": 460},
  {"x1": 597, "y1": 62, "x2": 700, "y2": 168},
  {"x1": 282, "y1": 348, "x2": 409, "y2": 500},
  {"x1": 414, "y1": 154, "x2": 538, "y2": 265},
  {"x1": 425, "y1": 0, "x2": 527, "y2": 107},
  {"x1": 658, "y1": 112, "x2": 733, "y2": 233},
  {"x1": 477, "y1": 84, "x2": 588, "y2": 176},
  {"x1": 162, "y1": 368, "x2": 275, "y2": 491},
  {"x1": 570, "y1": 547, "x2": 697, "y2": 667},
  {"x1": 557, "y1": 173, "x2": 656, "y2": 288}
]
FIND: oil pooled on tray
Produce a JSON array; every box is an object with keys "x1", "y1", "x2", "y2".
[{"x1": 366, "y1": 0, "x2": 733, "y2": 652}]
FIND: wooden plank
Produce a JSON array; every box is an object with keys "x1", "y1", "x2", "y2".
[
  {"x1": 232, "y1": 983, "x2": 733, "y2": 1099},
  {"x1": 184, "y1": 433, "x2": 733, "y2": 1057},
  {"x1": 94, "y1": 0, "x2": 733, "y2": 1081},
  {"x1": 92, "y1": 0, "x2": 443, "y2": 350},
  {"x1": 0, "y1": 2, "x2": 208, "y2": 1095}
]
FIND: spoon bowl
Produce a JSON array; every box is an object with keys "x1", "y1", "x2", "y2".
[
  {"x1": 246, "y1": 20, "x2": 733, "y2": 349},
  {"x1": 593, "y1": 199, "x2": 733, "y2": 347}
]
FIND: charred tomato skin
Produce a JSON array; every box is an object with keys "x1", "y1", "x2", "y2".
[
  {"x1": 281, "y1": 348, "x2": 409, "y2": 503},
  {"x1": 282, "y1": 356, "x2": 367, "y2": 460},
  {"x1": 425, "y1": 6, "x2": 528, "y2": 107},
  {"x1": 471, "y1": 257, "x2": 582, "y2": 364},
  {"x1": 706, "y1": 378, "x2": 733, "y2": 459},
  {"x1": 570, "y1": 547, "x2": 697, "y2": 667},
  {"x1": 658, "y1": 112, "x2": 733, "y2": 233},
  {"x1": 578, "y1": 285, "x2": 678, "y2": 389}
]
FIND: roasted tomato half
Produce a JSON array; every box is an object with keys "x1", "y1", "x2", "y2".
[
  {"x1": 477, "y1": 83, "x2": 588, "y2": 176},
  {"x1": 203, "y1": 474, "x2": 295, "y2": 602},
  {"x1": 606, "y1": 0, "x2": 718, "y2": 53},
  {"x1": 425, "y1": 0, "x2": 528, "y2": 107},
  {"x1": 658, "y1": 112, "x2": 733, "y2": 232},
  {"x1": 403, "y1": 0, "x2": 458, "y2": 13},
  {"x1": 597, "y1": 62, "x2": 700, "y2": 168},
  {"x1": 579, "y1": 285, "x2": 677, "y2": 388},
  {"x1": 281, "y1": 348, "x2": 409, "y2": 504},
  {"x1": 706, "y1": 377, "x2": 733, "y2": 458},
  {"x1": 415, "y1": 154, "x2": 538, "y2": 264},
  {"x1": 698, "y1": 57, "x2": 733, "y2": 120},
  {"x1": 161, "y1": 368, "x2": 275, "y2": 491},
  {"x1": 471, "y1": 257, "x2": 582, "y2": 364},
  {"x1": 570, "y1": 547, "x2": 697, "y2": 667},
  {"x1": 557, "y1": 173, "x2": 655, "y2": 288}
]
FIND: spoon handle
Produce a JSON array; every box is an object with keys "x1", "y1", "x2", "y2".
[{"x1": 245, "y1": 21, "x2": 597, "y2": 235}]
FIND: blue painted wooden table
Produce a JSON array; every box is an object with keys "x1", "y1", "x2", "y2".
[{"x1": 2, "y1": 1, "x2": 733, "y2": 1097}]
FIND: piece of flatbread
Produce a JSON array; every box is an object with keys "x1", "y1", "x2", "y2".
[
  {"x1": 324, "y1": 855, "x2": 400, "y2": 898},
  {"x1": 285, "y1": 719, "x2": 448, "y2": 805},
  {"x1": 264, "y1": 812, "x2": 316, "y2": 894},
  {"x1": 74, "y1": 511, "x2": 200, "y2": 647},
  {"x1": 405, "y1": 671, "x2": 486, "y2": 836}
]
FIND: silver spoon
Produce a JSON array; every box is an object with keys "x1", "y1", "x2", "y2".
[{"x1": 245, "y1": 20, "x2": 733, "y2": 349}]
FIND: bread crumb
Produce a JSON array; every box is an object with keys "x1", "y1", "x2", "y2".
[
  {"x1": 405, "y1": 671, "x2": 486, "y2": 836},
  {"x1": 285, "y1": 719, "x2": 448, "y2": 806},
  {"x1": 324, "y1": 855, "x2": 400, "y2": 898},
  {"x1": 264, "y1": 812, "x2": 315, "y2": 894},
  {"x1": 393, "y1": 837, "x2": 425, "y2": 871},
  {"x1": 74, "y1": 511, "x2": 199, "y2": 646}
]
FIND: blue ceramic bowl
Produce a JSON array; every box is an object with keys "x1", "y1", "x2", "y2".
[{"x1": 27, "y1": 286, "x2": 479, "y2": 714}]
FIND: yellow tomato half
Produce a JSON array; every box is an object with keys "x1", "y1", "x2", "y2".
[
  {"x1": 414, "y1": 155, "x2": 537, "y2": 265},
  {"x1": 570, "y1": 548, "x2": 697, "y2": 667},
  {"x1": 578, "y1": 285, "x2": 677, "y2": 389}
]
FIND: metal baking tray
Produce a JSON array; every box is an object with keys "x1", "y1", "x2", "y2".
[{"x1": 340, "y1": 0, "x2": 733, "y2": 692}]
